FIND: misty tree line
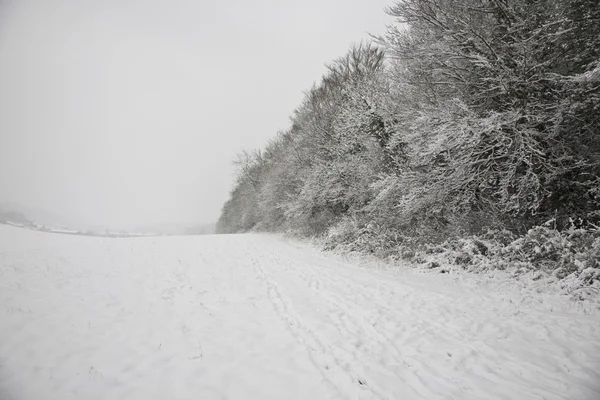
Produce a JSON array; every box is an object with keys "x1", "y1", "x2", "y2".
[{"x1": 217, "y1": 0, "x2": 600, "y2": 251}]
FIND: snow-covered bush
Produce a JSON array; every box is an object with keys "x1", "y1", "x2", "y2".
[
  {"x1": 417, "y1": 226, "x2": 600, "y2": 293},
  {"x1": 324, "y1": 217, "x2": 415, "y2": 259}
]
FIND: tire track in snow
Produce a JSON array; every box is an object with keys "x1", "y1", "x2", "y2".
[
  {"x1": 286, "y1": 257, "x2": 496, "y2": 399},
  {"x1": 253, "y1": 237, "x2": 600, "y2": 400},
  {"x1": 295, "y1": 270, "x2": 450, "y2": 399},
  {"x1": 253, "y1": 258, "x2": 389, "y2": 400},
  {"x1": 256, "y1": 250, "x2": 442, "y2": 400}
]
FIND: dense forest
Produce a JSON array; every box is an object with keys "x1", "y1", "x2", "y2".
[{"x1": 218, "y1": 0, "x2": 599, "y2": 291}]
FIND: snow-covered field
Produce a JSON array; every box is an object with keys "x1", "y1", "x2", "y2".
[{"x1": 0, "y1": 224, "x2": 599, "y2": 400}]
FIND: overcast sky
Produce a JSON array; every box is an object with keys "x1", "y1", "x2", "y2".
[{"x1": 0, "y1": 0, "x2": 393, "y2": 230}]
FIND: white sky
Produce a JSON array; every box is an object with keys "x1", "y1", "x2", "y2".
[{"x1": 0, "y1": 0, "x2": 393, "y2": 230}]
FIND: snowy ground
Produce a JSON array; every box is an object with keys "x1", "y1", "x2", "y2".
[{"x1": 1, "y1": 224, "x2": 599, "y2": 400}]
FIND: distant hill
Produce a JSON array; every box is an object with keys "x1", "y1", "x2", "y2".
[
  {"x1": 0, "y1": 208, "x2": 34, "y2": 227},
  {"x1": 185, "y1": 222, "x2": 216, "y2": 235},
  {"x1": 0, "y1": 203, "x2": 216, "y2": 237},
  {"x1": 133, "y1": 222, "x2": 216, "y2": 236},
  {"x1": 0, "y1": 202, "x2": 106, "y2": 232}
]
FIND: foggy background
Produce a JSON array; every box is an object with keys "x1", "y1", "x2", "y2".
[{"x1": 0, "y1": 0, "x2": 392, "y2": 232}]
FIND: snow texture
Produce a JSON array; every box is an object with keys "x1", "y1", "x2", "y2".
[{"x1": 0, "y1": 224, "x2": 599, "y2": 400}]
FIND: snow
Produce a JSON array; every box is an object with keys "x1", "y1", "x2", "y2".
[
  {"x1": 1, "y1": 225, "x2": 599, "y2": 400},
  {"x1": 45, "y1": 227, "x2": 81, "y2": 234}
]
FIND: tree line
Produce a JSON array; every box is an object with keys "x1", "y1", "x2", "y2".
[{"x1": 217, "y1": 0, "x2": 599, "y2": 253}]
